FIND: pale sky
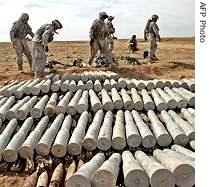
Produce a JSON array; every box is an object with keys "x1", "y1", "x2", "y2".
[{"x1": 0, "y1": 0, "x2": 195, "y2": 41}]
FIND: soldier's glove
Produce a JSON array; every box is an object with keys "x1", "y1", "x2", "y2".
[
  {"x1": 144, "y1": 32, "x2": 148, "y2": 41},
  {"x1": 90, "y1": 38, "x2": 94, "y2": 47},
  {"x1": 12, "y1": 39, "x2": 18, "y2": 49},
  {"x1": 158, "y1": 37, "x2": 161, "y2": 42},
  {"x1": 45, "y1": 46, "x2": 49, "y2": 52},
  {"x1": 43, "y1": 45, "x2": 49, "y2": 52},
  {"x1": 144, "y1": 36, "x2": 147, "y2": 41}
]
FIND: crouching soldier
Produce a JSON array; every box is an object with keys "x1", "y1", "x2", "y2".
[
  {"x1": 10, "y1": 13, "x2": 34, "y2": 72},
  {"x1": 128, "y1": 35, "x2": 139, "y2": 53},
  {"x1": 32, "y1": 20, "x2": 62, "y2": 78}
]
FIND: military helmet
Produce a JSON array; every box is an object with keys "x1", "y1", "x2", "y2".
[
  {"x1": 20, "y1": 13, "x2": 29, "y2": 21},
  {"x1": 108, "y1": 16, "x2": 114, "y2": 20},
  {"x1": 132, "y1": 35, "x2": 136, "y2": 38},
  {"x1": 52, "y1": 19, "x2": 63, "y2": 29},
  {"x1": 99, "y1": 12, "x2": 108, "y2": 19},
  {"x1": 151, "y1": 14, "x2": 159, "y2": 19}
]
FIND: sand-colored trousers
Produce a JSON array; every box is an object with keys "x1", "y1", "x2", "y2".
[
  {"x1": 32, "y1": 43, "x2": 46, "y2": 76},
  {"x1": 148, "y1": 37, "x2": 157, "y2": 59},
  {"x1": 88, "y1": 39, "x2": 112, "y2": 64},
  {"x1": 14, "y1": 39, "x2": 32, "y2": 69}
]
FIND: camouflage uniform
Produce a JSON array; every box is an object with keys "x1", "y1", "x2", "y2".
[
  {"x1": 106, "y1": 16, "x2": 115, "y2": 52},
  {"x1": 88, "y1": 12, "x2": 111, "y2": 65},
  {"x1": 32, "y1": 20, "x2": 62, "y2": 77},
  {"x1": 144, "y1": 19, "x2": 152, "y2": 41},
  {"x1": 10, "y1": 13, "x2": 34, "y2": 72},
  {"x1": 128, "y1": 35, "x2": 139, "y2": 53},
  {"x1": 148, "y1": 15, "x2": 161, "y2": 60}
]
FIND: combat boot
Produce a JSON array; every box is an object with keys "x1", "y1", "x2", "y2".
[
  {"x1": 34, "y1": 75, "x2": 41, "y2": 79},
  {"x1": 88, "y1": 60, "x2": 92, "y2": 66},
  {"x1": 148, "y1": 57, "x2": 156, "y2": 64},
  {"x1": 17, "y1": 65, "x2": 23, "y2": 73},
  {"x1": 152, "y1": 55, "x2": 159, "y2": 61}
]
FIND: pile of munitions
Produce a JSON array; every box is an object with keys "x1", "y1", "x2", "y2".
[
  {"x1": 93, "y1": 57, "x2": 110, "y2": 67},
  {"x1": 0, "y1": 71, "x2": 195, "y2": 187}
]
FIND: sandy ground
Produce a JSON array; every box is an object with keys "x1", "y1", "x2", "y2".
[
  {"x1": 0, "y1": 37, "x2": 194, "y2": 186},
  {"x1": 0, "y1": 37, "x2": 194, "y2": 85}
]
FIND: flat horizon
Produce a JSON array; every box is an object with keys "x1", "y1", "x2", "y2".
[{"x1": 0, "y1": 36, "x2": 195, "y2": 43}]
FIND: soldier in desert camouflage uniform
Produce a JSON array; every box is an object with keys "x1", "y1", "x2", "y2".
[
  {"x1": 128, "y1": 35, "x2": 139, "y2": 53},
  {"x1": 10, "y1": 13, "x2": 34, "y2": 72},
  {"x1": 88, "y1": 12, "x2": 111, "y2": 65},
  {"x1": 106, "y1": 16, "x2": 115, "y2": 52},
  {"x1": 32, "y1": 20, "x2": 62, "y2": 78},
  {"x1": 147, "y1": 14, "x2": 161, "y2": 61}
]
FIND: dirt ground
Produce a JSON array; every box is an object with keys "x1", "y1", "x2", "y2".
[
  {"x1": 0, "y1": 37, "x2": 194, "y2": 85},
  {"x1": 0, "y1": 37, "x2": 194, "y2": 186}
]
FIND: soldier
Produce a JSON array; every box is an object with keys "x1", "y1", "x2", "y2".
[
  {"x1": 128, "y1": 35, "x2": 139, "y2": 53},
  {"x1": 32, "y1": 20, "x2": 62, "y2": 78},
  {"x1": 147, "y1": 14, "x2": 161, "y2": 62},
  {"x1": 10, "y1": 13, "x2": 34, "y2": 73},
  {"x1": 106, "y1": 16, "x2": 115, "y2": 52},
  {"x1": 88, "y1": 12, "x2": 111, "y2": 66}
]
